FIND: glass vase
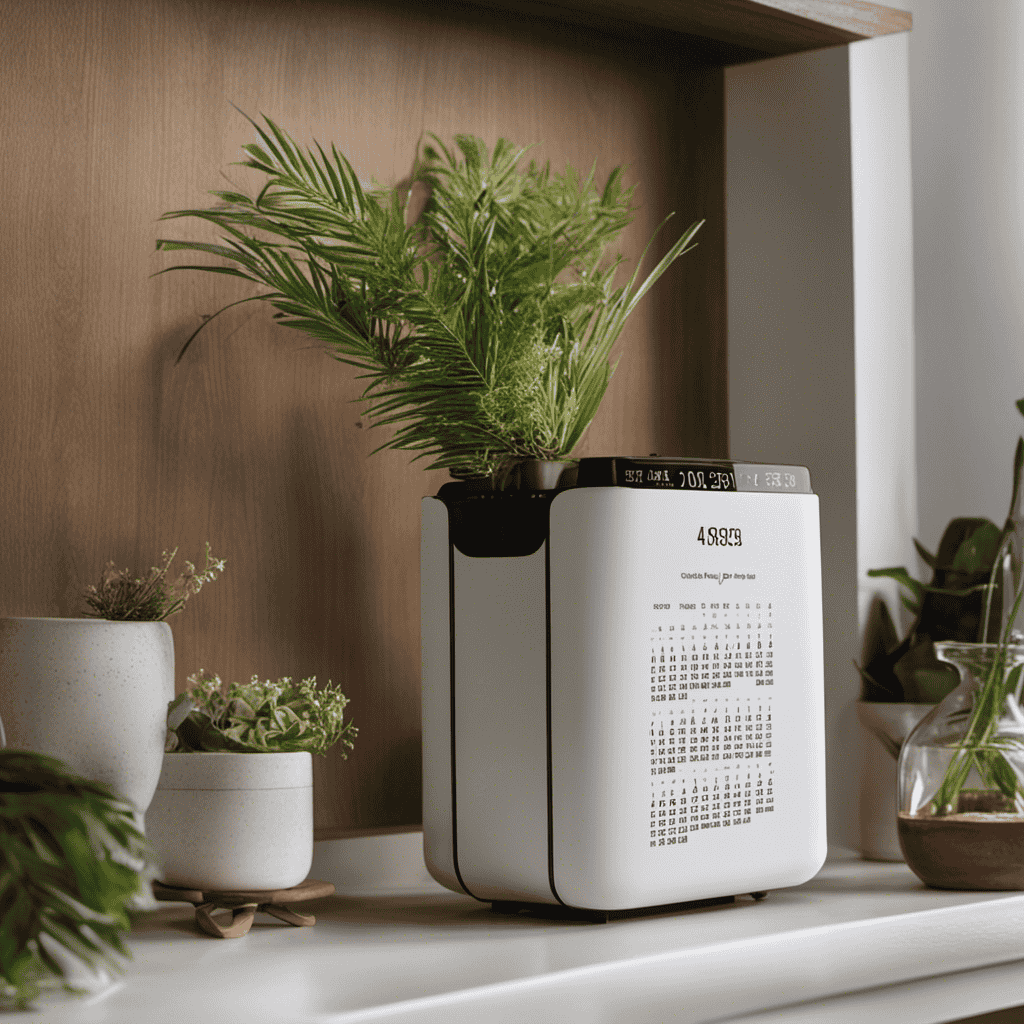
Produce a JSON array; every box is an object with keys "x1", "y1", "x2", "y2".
[{"x1": 897, "y1": 640, "x2": 1024, "y2": 889}]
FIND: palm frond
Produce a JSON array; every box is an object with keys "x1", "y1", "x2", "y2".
[
  {"x1": 157, "y1": 114, "x2": 703, "y2": 478},
  {"x1": 0, "y1": 752, "x2": 150, "y2": 1009}
]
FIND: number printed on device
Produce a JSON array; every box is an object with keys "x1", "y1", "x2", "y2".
[{"x1": 697, "y1": 527, "x2": 742, "y2": 547}]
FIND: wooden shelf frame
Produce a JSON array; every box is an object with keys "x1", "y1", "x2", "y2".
[
  {"x1": 467, "y1": 0, "x2": 910, "y2": 62},
  {"x1": 0, "y1": 0, "x2": 910, "y2": 841}
]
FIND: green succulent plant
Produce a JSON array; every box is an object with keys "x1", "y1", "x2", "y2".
[
  {"x1": 166, "y1": 671, "x2": 357, "y2": 757},
  {"x1": 156, "y1": 114, "x2": 703, "y2": 480},
  {"x1": 0, "y1": 751, "x2": 149, "y2": 1008}
]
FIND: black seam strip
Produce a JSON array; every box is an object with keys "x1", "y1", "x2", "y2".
[
  {"x1": 546, "y1": 534, "x2": 568, "y2": 907},
  {"x1": 449, "y1": 537, "x2": 481, "y2": 902}
]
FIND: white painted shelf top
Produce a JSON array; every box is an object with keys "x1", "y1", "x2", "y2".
[{"x1": 23, "y1": 849, "x2": 1024, "y2": 1024}]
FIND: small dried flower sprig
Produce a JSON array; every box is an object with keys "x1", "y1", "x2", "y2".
[
  {"x1": 82, "y1": 544, "x2": 226, "y2": 621},
  {"x1": 166, "y1": 671, "x2": 357, "y2": 757}
]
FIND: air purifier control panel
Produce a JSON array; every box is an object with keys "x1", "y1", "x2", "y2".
[{"x1": 576, "y1": 456, "x2": 812, "y2": 494}]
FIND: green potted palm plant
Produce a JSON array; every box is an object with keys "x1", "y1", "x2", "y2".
[{"x1": 157, "y1": 115, "x2": 702, "y2": 481}]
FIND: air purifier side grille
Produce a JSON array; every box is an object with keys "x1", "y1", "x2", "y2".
[
  {"x1": 451, "y1": 545, "x2": 557, "y2": 903},
  {"x1": 421, "y1": 497, "x2": 468, "y2": 895}
]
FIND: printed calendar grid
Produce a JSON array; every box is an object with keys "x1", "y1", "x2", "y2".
[
  {"x1": 647, "y1": 598, "x2": 776, "y2": 848},
  {"x1": 650, "y1": 599, "x2": 773, "y2": 701},
  {"x1": 650, "y1": 762, "x2": 775, "y2": 846}
]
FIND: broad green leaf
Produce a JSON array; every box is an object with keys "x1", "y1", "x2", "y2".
[
  {"x1": 913, "y1": 538, "x2": 937, "y2": 570},
  {"x1": 1006, "y1": 664, "x2": 1024, "y2": 700},
  {"x1": 951, "y1": 521, "x2": 1004, "y2": 572},
  {"x1": 1007, "y1": 436, "x2": 1024, "y2": 527},
  {"x1": 867, "y1": 566, "x2": 925, "y2": 608}
]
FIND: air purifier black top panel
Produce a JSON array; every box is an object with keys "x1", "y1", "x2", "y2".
[{"x1": 575, "y1": 457, "x2": 812, "y2": 494}]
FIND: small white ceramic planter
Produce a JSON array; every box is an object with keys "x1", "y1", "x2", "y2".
[
  {"x1": 146, "y1": 751, "x2": 314, "y2": 891},
  {"x1": 858, "y1": 700, "x2": 935, "y2": 861},
  {"x1": 0, "y1": 617, "x2": 174, "y2": 816}
]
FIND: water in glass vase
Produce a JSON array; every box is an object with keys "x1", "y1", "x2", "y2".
[{"x1": 897, "y1": 641, "x2": 1024, "y2": 889}]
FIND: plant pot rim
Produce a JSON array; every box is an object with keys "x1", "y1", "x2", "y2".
[
  {"x1": 0, "y1": 616, "x2": 171, "y2": 625},
  {"x1": 935, "y1": 640, "x2": 1024, "y2": 654},
  {"x1": 163, "y1": 749, "x2": 312, "y2": 757},
  {"x1": 902, "y1": 809, "x2": 1024, "y2": 820},
  {"x1": 157, "y1": 750, "x2": 313, "y2": 791}
]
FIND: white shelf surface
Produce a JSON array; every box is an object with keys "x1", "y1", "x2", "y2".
[{"x1": 23, "y1": 849, "x2": 1024, "y2": 1024}]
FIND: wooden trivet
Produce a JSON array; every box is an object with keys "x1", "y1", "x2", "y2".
[{"x1": 152, "y1": 878, "x2": 335, "y2": 938}]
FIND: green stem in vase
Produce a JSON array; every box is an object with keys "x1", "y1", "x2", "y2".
[{"x1": 931, "y1": 544, "x2": 1024, "y2": 815}]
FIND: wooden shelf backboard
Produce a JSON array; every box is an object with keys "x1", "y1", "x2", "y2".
[{"x1": 0, "y1": 0, "x2": 908, "y2": 838}]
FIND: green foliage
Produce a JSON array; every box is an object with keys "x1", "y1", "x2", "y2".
[
  {"x1": 166, "y1": 671, "x2": 357, "y2": 758},
  {"x1": 926, "y1": 419, "x2": 1024, "y2": 815},
  {"x1": 930, "y1": 642, "x2": 1024, "y2": 816},
  {"x1": 0, "y1": 751, "x2": 149, "y2": 1009},
  {"x1": 860, "y1": 408, "x2": 1024, "y2": 705},
  {"x1": 860, "y1": 518, "x2": 1003, "y2": 702},
  {"x1": 157, "y1": 114, "x2": 703, "y2": 479},
  {"x1": 82, "y1": 544, "x2": 225, "y2": 621},
  {"x1": 863, "y1": 400, "x2": 1024, "y2": 816}
]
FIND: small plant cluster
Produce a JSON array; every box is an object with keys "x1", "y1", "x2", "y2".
[
  {"x1": 157, "y1": 115, "x2": 702, "y2": 480},
  {"x1": 166, "y1": 671, "x2": 357, "y2": 757},
  {"x1": 82, "y1": 544, "x2": 225, "y2": 621},
  {"x1": 0, "y1": 751, "x2": 149, "y2": 1008},
  {"x1": 859, "y1": 518, "x2": 1004, "y2": 702},
  {"x1": 866, "y1": 399, "x2": 1024, "y2": 817},
  {"x1": 860, "y1": 402, "x2": 1024, "y2": 703}
]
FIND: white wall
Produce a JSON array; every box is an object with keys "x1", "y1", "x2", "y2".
[
  {"x1": 905, "y1": 0, "x2": 1024, "y2": 549},
  {"x1": 726, "y1": 32, "x2": 916, "y2": 851},
  {"x1": 849, "y1": 32, "x2": 918, "y2": 641},
  {"x1": 728, "y1": 0, "x2": 1024, "y2": 852},
  {"x1": 727, "y1": 47, "x2": 861, "y2": 849}
]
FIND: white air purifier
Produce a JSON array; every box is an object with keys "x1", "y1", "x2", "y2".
[{"x1": 421, "y1": 457, "x2": 826, "y2": 917}]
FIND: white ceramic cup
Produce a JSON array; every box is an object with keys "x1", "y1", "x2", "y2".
[{"x1": 146, "y1": 751, "x2": 314, "y2": 891}]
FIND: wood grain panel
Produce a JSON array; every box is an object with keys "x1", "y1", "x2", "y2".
[{"x1": 0, "y1": 0, "x2": 725, "y2": 836}]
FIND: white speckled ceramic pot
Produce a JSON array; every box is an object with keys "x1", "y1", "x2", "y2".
[
  {"x1": 0, "y1": 617, "x2": 174, "y2": 816},
  {"x1": 146, "y1": 751, "x2": 314, "y2": 890}
]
